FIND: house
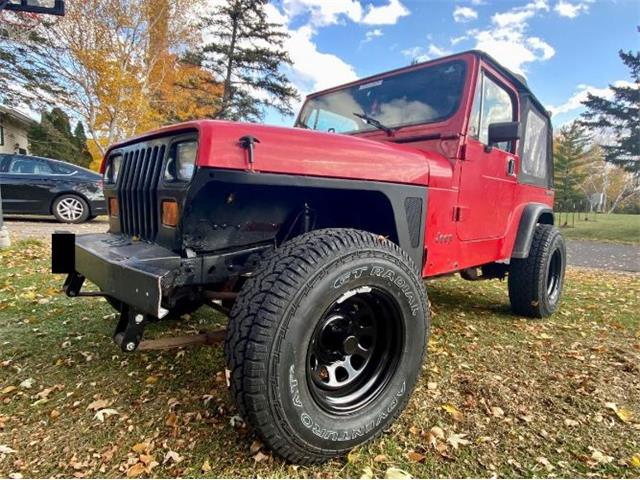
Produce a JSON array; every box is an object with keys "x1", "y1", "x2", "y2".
[{"x1": 0, "y1": 105, "x2": 35, "y2": 155}]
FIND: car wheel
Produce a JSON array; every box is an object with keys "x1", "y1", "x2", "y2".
[
  {"x1": 508, "y1": 224, "x2": 566, "y2": 318},
  {"x1": 225, "y1": 228, "x2": 429, "y2": 464},
  {"x1": 53, "y1": 195, "x2": 90, "y2": 223}
]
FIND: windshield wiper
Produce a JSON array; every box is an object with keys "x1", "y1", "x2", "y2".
[{"x1": 353, "y1": 112, "x2": 394, "y2": 136}]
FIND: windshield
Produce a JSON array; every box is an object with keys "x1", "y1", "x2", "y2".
[{"x1": 297, "y1": 60, "x2": 467, "y2": 134}]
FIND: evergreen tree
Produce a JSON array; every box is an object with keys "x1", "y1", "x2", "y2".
[
  {"x1": 580, "y1": 48, "x2": 639, "y2": 176},
  {"x1": 197, "y1": 0, "x2": 298, "y2": 121},
  {"x1": 554, "y1": 121, "x2": 591, "y2": 210},
  {"x1": 29, "y1": 108, "x2": 92, "y2": 167}
]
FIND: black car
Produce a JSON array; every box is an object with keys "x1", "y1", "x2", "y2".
[{"x1": 0, "y1": 154, "x2": 106, "y2": 223}]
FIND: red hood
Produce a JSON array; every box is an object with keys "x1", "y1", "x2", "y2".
[{"x1": 106, "y1": 120, "x2": 453, "y2": 186}]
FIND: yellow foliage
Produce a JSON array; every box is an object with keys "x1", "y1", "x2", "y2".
[{"x1": 46, "y1": 0, "x2": 220, "y2": 167}]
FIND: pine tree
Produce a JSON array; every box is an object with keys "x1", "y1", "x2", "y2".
[
  {"x1": 580, "y1": 48, "x2": 639, "y2": 176},
  {"x1": 29, "y1": 108, "x2": 91, "y2": 167},
  {"x1": 198, "y1": 0, "x2": 298, "y2": 121},
  {"x1": 554, "y1": 121, "x2": 591, "y2": 211}
]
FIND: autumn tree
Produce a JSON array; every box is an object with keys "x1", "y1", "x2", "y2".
[
  {"x1": 554, "y1": 121, "x2": 591, "y2": 211},
  {"x1": 29, "y1": 108, "x2": 92, "y2": 167},
  {"x1": 16, "y1": 0, "x2": 221, "y2": 167},
  {"x1": 0, "y1": 12, "x2": 64, "y2": 109},
  {"x1": 197, "y1": 0, "x2": 298, "y2": 121},
  {"x1": 580, "y1": 48, "x2": 640, "y2": 176}
]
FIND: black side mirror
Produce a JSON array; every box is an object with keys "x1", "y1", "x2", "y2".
[{"x1": 487, "y1": 121, "x2": 521, "y2": 149}]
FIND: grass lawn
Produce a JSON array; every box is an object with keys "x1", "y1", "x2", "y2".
[
  {"x1": 0, "y1": 240, "x2": 639, "y2": 478},
  {"x1": 558, "y1": 212, "x2": 640, "y2": 245}
]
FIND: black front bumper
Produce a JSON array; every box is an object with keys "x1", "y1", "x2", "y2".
[{"x1": 52, "y1": 232, "x2": 181, "y2": 317}]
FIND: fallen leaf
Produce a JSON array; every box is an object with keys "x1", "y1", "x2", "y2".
[
  {"x1": 537, "y1": 456, "x2": 554, "y2": 471},
  {"x1": 427, "y1": 382, "x2": 438, "y2": 390},
  {"x1": 19, "y1": 378, "x2": 34, "y2": 389},
  {"x1": 145, "y1": 376, "x2": 158, "y2": 385},
  {"x1": 249, "y1": 440, "x2": 263, "y2": 455},
  {"x1": 360, "y1": 466, "x2": 375, "y2": 479},
  {"x1": 591, "y1": 449, "x2": 613, "y2": 465},
  {"x1": 406, "y1": 451, "x2": 425, "y2": 463},
  {"x1": 630, "y1": 453, "x2": 640, "y2": 468},
  {"x1": 50, "y1": 409, "x2": 61, "y2": 419},
  {"x1": 253, "y1": 451, "x2": 269, "y2": 463},
  {"x1": 163, "y1": 450, "x2": 183, "y2": 465},
  {"x1": 385, "y1": 467, "x2": 412, "y2": 479},
  {"x1": 490, "y1": 406, "x2": 504, "y2": 418},
  {"x1": 374, "y1": 454, "x2": 388, "y2": 463},
  {"x1": 0, "y1": 445, "x2": 17, "y2": 454},
  {"x1": 447, "y1": 433, "x2": 470, "y2": 450},
  {"x1": 87, "y1": 399, "x2": 110, "y2": 411},
  {"x1": 202, "y1": 459, "x2": 211, "y2": 473},
  {"x1": 94, "y1": 408, "x2": 119, "y2": 422},
  {"x1": 564, "y1": 418, "x2": 579, "y2": 427},
  {"x1": 1, "y1": 386, "x2": 17, "y2": 395},
  {"x1": 615, "y1": 406, "x2": 634, "y2": 423},
  {"x1": 139, "y1": 454, "x2": 155, "y2": 466},
  {"x1": 126, "y1": 463, "x2": 146, "y2": 478},
  {"x1": 442, "y1": 404, "x2": 464, "y2": 422},
  {"x1": 132, "y1": 443, "x2": 150, "y2": 454},
  {"x1": 165, "y1": 412, "x2": 178, "y2": 428}
]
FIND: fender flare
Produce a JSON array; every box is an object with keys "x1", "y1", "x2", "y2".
[{"x1": 511, "y1": 203, "x2": 554, "y2": 259}]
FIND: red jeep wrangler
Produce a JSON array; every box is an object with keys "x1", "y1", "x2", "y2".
[{"x1": 52, "y1": 50, "x2": 565, "y2": 464}]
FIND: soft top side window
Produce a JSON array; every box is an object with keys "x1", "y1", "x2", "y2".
[{"x1": 520, "y1": 103, "x2": 551, "y2": 186}]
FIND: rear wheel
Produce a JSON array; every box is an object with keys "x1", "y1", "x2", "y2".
[
  {"x1": 52, "y1": 194, "x2": 90, "y2": 223},
  {"x1": 508, "y1": 224, "x2": 566, "y2": 317},
  {"x1": 225, "y1": 228, "x2": 429, "y2": 464}
]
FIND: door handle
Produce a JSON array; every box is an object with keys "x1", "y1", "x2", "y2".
[{"x1": 506, "y1": 158, "x2": 516, "y2": 176}]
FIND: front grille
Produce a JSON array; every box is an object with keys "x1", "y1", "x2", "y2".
[{"x1": 116, "y1": 145, "x2": 166, "y2": 241}]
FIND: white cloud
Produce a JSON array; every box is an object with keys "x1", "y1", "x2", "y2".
[
  {"x1": 364, "y1": 28, "x2": 384, "y2": 42},
  {"x1": 282, "y1": 0, "x2": 409, "y2": 27},
  {"x1": 472, "y1": 0, "x2": 555, "y2": 75},
  {"x1": 453, "y1": 6, "x2": 478, "y2": 23},
  {"x1": 282, "y1": 0, "x2": 362, "y2": 27},
  {"x1": 548, "y1": 81, "x2": 633, "y2": 117},
  {"x1": 286, "y1": 26, "x2": 358, "y2": 92},
  {"x1": 554, "y1": 0, "x2": 592, "y2": 18},
  {"x1": 401, "y1": 43, "x2": 451, "y2": 63},
  {"x1": 361, "y1": 0, "x2": 410, "y2": 25}
]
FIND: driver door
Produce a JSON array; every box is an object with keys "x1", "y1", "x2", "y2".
[{"x1": 457, "y1": 70, "x2": 519, "y2": 241}]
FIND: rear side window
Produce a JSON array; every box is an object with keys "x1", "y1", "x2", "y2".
[
  {"x1": 52, "y1": 162, "x2": 76, "y2": 174},
  {"x1": 521, "y1": 108, "x2": 548, "y2": 179},
  {"x1": 7, "y1": 157, "x2": 53, "y2": 174}
]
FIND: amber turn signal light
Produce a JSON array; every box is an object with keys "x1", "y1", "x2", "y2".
[
  {"x1": 162, "y1": 200, "x2": 179, "y2": 227},
  {"x1": 108, "y1": 197, "x2": 119, "y2": 217}
]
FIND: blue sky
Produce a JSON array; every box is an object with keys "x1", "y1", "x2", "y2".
[{"x1": 262, "y1": 0, "x2": 639, "y2": 128}]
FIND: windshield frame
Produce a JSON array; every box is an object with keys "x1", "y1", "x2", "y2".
[{"x1": 295, "y1": 59, "x2": 468, "y2": 135}]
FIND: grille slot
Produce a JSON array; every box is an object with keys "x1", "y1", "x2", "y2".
[{"x1": 116, "y1": 145, "x2": 165, "y2": 241}]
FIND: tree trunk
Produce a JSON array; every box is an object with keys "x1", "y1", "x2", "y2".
[{"x1": 221, "y1": 9, "x2": 239, "y2": 117}]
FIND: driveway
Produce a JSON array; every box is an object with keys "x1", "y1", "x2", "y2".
[
  {"x1": 2, "y1": 217, "x2": 639, "y2": 273},
  {"x1": 566, "y1": 239, "x2": 640, "y2": 273},
  {"x1": 2, "y1": 215, "x2": 108, "y2": 243}
]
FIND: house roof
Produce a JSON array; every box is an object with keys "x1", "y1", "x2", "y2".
[{"x1": 0, "y1": 105, "x2": 37, "y2": 127}]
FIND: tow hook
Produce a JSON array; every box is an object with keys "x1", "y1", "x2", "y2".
[{"x1": 113, "y1": 307, "x2": 149, "y2": 353}]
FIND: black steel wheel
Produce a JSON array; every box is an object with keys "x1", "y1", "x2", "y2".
[
  {"x1": 509, "y1": 224, "x2": 566, "y2": 317},
  {"x1": 225, "y1": 229, "x2": 429, "y2": 464},
  {"x1": 307, "y1": 288, "x2": 403, "y2": 414}
]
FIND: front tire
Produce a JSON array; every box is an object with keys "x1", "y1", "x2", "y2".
[
  {"x1": 52, "y1": 194, "x2": 90, "y2": 223},
  {"x1": 508, "y1": 224, "x2": 566, "y2": 318},
  {"x1": 225, "y1": 229, "x2": 429, "y2": 464}
]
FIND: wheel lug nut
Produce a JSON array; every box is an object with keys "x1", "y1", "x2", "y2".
[{"x1": 319, "y1": 366, "x2": 329, "y2": 380}]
